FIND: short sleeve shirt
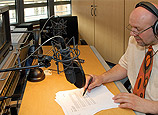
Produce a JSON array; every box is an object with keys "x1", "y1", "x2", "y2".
[{"x1": 119, "y1": 36, "x2": 158, "y2": 115}]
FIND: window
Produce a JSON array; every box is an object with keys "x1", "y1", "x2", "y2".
[
  {"x1": 0, "y1": 0, "x2": 16, "y2": 24},
  {"x1": 9, "y1": 9, "x2": 16, "y2": 24},
  {"x1": 54, "y1": 0, "x2": 71, "y2": 16},
  {"x1": 24, "y1": 0, "x2": 48, "y2": 22},
  {"x1": 0, "y1": 0, "x2": 71, "y2": 24},
  {"x1": 55, "y1": 4, "x2": 71, "y2": 16}
]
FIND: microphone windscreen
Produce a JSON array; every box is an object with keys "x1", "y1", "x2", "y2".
[{"x1": 73, "y1": 61, "x2": 86, "y2": 88}]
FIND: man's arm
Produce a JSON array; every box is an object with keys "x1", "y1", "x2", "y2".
[
  {"x1": 101, "y1": 64, "x2": 127, "y2": 83},
  {"x1": 113, "y1": 92, "x2": 158, "y2": 114},
  {"x1": 85, "y1": 64, "x2": 127, "y2": 92}
]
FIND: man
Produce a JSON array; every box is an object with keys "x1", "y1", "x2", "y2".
[{"x1": 84, "y1": 1, "x2": 158, "y2": 115}]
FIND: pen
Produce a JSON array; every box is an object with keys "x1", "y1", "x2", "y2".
[{"x1": 82, "y1": 77, "x2": 93, "y2": 96}]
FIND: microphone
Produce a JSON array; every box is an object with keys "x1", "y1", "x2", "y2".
[{"x1": 51, "y1": 37, "x2": 86, "y2": 88}]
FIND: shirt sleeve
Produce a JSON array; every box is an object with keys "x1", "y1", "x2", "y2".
[
  {"x1": 118, "y1": 36, "x2": 132, "y2": 70},
  {"x1": 119, "y1": 52, "x2": 128, "y2": 70}
]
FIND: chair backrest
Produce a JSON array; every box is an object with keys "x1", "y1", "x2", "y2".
[{"x1": 40, "y1": 16, "x2": 79, "y2": 45}]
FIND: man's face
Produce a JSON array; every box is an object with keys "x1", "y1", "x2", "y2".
[
  {"x1": 129, "y1": 24, "x2": 154, "y2": 46},
  {"x1": 129, "y1": 7, "x2": 157, "y2": 46}
]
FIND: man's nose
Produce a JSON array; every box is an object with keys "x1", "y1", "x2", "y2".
[{"x1": 130, "y1": 31, "x2": 138, "y2": 36}]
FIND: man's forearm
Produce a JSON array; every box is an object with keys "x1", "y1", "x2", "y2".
[
  {"x1": 101, "y1": 64, "x2": 127, "y2": 83},
  {"x1": 147, "y1": 100, "x2": 158, "y2": 114}
]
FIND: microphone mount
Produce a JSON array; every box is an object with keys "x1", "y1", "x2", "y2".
[
  {"x1": 51, "y1": 40, "x2": 81, "y2": 74},
  {"x1": 50, "y1": 36, "x2": 86, "y2": 88}
]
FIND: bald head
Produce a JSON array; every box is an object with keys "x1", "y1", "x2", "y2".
[
  {"x1": 129, "y1": 7, "x2": 156, "y2": 28},
  {"x1": 128, "y1": 2, "x2": 158, "y2": 46}
]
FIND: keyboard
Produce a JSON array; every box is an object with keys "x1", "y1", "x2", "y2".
[{"x1": 11, "y1": 28, "x2": 27, "y2": 44}]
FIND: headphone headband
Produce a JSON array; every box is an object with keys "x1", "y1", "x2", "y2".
[
  {"x1": 135, "y1": 1, "x2": 158, "y2": 35},
  {"x1": 135, "y1": 1, "x2": 158, "y2": 18}
]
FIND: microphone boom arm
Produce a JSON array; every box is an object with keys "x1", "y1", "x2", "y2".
[{"x1": 0, "y1": 64, "x2": 43, "y2": 73}]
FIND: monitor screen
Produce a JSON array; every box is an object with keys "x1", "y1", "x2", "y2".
[
  {"x1": 0, "y1": 14, "x2": 7, "y2": 50},
  {"x1": 0, "y1": 6, "x2": 11, "y2": 64}
]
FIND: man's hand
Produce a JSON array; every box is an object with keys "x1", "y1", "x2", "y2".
[
  {"x1": 112, "y1": 92, "x2": 158, "y2": 114},
  {"x1": 84, "y1": 64, "x2": 128, "y2": 93},
  {"x1": 84, "y1": 74, "x2": 103, "y2": 93}
]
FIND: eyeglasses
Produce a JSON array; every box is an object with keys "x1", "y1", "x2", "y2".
[{"x1": 126, "y1": 24, "x2": 153, "y2": 36}]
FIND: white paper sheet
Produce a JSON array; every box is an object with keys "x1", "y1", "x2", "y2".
[{"x1": 55, "y1": 85, "x2": 119, "y2": 115}]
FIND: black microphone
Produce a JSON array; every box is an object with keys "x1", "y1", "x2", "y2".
[{"x1": 52, "y1": 37, "x2": 86, "y2": 88}]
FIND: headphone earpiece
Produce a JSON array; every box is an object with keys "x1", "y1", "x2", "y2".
[
  {"x1": 135, "y1": 1, "x2": 158, "y2": 35},
  {"x1": 153, "y1": 20, "x2": 158, "y2": 35}
]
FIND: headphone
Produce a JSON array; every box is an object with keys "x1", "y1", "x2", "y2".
[{"x1": 135, "y1": 1, "x2": 158, "y2": 35}]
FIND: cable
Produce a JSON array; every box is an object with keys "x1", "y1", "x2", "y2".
[
  {"x1": 0, "y1": 15, "x2": 82, "y2": 81},
  {"x1": 16, "y1": 36, "x2": 64, "y2": 67},
  {"x1": 145, "y1": 45, "x2": 158, "y2": 62},
  {"x1": 51, "y1": 39, "x2": 80, "y2": 63},
  {"x1": 0, "y1": 35, "x2": 79, "y2": 77},
  {"x1": 154, "y1": 34, "x2": 158, "y2": 41},
  {"x1": 0, "y1": 35, "x2": 64, "y2": 77},
  {"x1": 40, "y1": 15, "x2": 54, "y2": 34},
  {"x1": 17, "y1": 43, "x2": 31, "y2": 50}
]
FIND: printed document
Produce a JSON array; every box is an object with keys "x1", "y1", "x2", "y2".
[{"x1": 55, "y1": 85, "x2": 119, "y2": 115}]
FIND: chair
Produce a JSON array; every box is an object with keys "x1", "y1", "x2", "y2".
[{"x1": 40, "y1": 16, "x2": 87, "y2": 46}]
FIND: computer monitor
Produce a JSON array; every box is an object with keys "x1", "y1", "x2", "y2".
[{"x1": 0, "y1": 6, "x2": 11, "y2": 64}]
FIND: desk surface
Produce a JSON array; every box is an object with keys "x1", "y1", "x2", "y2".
[{"x1": 19, "y1": 45, "x2": 135, "y2": 115}]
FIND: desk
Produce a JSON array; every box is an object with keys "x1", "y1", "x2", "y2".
[{"x1": 19, "y1": 45, "x2": 135, "y2": 115}]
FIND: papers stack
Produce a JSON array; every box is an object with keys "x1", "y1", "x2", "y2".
[{"x1": 55, "y1": 85, "x2": 119, "y2": 115}]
